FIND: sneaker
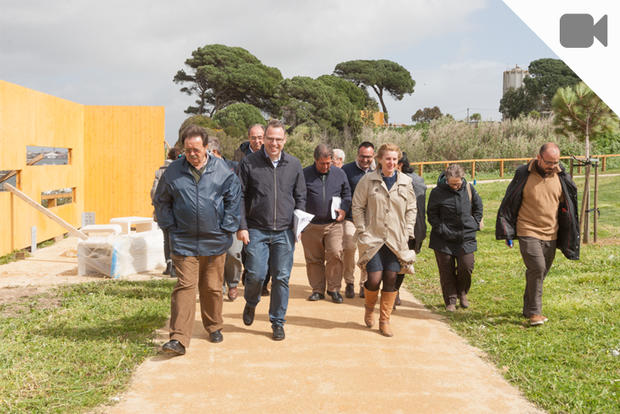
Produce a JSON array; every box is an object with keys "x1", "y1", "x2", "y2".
[
  {"x1": 163, "y1": 260, "x2": 172, "y2": 275},
  {"x1": 446, "y1": 304, "x2": 457, "y2": 312},
  {"x1": 459, "y1": 293, "x2": 469, "y2": 309},
  {"x1": 529, "y1": 315, "x2": 548, "y2": 326}
]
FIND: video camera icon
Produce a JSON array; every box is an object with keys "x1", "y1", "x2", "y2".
[{"x1": 560, "y1": 14, "x2": 608, "y2": 48}]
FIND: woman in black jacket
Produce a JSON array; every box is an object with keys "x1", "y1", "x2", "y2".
[{"x1": 427, "y1": 164, "x2": 483, "y2": 311}]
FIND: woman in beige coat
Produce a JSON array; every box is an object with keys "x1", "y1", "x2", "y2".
[{"x1": 352, "y1": 143, "x2": 416, "y2": 336}]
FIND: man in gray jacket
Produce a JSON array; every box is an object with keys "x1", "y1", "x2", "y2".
[
  {"x1": 154, "y1": 125, "x2": 241, "y2": 355},
  {"x1": 237, "y1": 120, "x2": 306, "y2": 341}
]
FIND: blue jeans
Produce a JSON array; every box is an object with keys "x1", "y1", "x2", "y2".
[{"x1": 243, "y1": 228, "x2": 295, "y2": 327}]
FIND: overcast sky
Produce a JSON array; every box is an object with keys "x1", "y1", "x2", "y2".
[{"x1": 0, "y1": 0, "x2": 558, "y2": 143}]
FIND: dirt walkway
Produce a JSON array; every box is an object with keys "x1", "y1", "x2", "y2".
[
  {"x1": 1, "y1": 238, "x2": 542, "y2": 413},
  {"x1": 103, "y1": 246, "x2": 542, "y2": 414}
]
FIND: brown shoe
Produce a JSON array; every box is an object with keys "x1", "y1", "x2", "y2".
[
  {"x1": 459, "y1": 293, "x2": 469, "y2": 309},
  {"x1": 227, "y1": 287, "x2": 238, "y2": 301},
  {"x1": 445, "y1": 304, "x2": 457, "y2": 312},
  {"x1": 529, "y1": 315, "x2": 548, "y2": 326}
]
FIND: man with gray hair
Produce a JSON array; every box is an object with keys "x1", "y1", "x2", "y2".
[
  {"x1": 301, "y1": 144, "x2": 351, "y2": 303},
  {"x1": 332, "y1": 148, "x2": 345, "y2": 168}
]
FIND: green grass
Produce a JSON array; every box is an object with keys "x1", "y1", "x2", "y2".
[
  {"x1": 406, "y1": 177, "x2": 620, "y2": 413},
  {"x1": 0, "y1": 280, "x2": 175, "y2": 413}
]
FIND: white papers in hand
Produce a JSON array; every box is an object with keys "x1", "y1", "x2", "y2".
[
  {"x1": 294, "y1": 209, "x2": 314, "y2": 240},
  {"x1": 331, "y1": 196, "x2": 342, "y2": 219}
]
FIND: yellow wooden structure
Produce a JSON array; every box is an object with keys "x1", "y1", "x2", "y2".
[{"x1": 0, "y1": 80, "x2": 165, "y2": 256}]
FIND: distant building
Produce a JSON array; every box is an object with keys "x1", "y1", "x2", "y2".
[{"x1": 502, "y1": 65, "x2": 529, "y2": 95}]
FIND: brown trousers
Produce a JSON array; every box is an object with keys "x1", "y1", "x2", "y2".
[
  {"x1": 342, "y1": 219, "x2": 367, "y2": 287},
  {"x1": 170, "y1": 253, "x2": 226, "y2": 347},
  {"x1": 434, "y1": 251, "x2": 475, "y2": 306},
  {"x1": 301, "y1": 222, "x2": 344, "y2": 293},
  {"x1": 518, "y1": 236, "x2": 556, "y2": 317}
]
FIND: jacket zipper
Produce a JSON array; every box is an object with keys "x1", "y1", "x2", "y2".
[{"x1": 273, "y1": 163, "x2": 277, "y2": 230}]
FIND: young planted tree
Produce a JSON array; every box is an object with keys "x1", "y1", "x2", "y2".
[
  {"x1": 334, "y1": 59, "x2": 415, "y2": 122},
  {"x1": 552, "y1": 82, "x2": 619, "y2": 242},
  {"x1": 173, "y1": 44, "x2": 282, "y2": 116}
]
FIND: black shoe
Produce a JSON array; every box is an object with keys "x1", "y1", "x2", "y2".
[
  {"x1": 162, "y1": 261, "x2": 171, "y2": 275},
  {"x1": 162, "y1": 340, "x2": 185, "y2": 355},
  {"x1": 327, "y1": 291, "x2": 343, "y2": 303},
  {"x1": 345, "y1": 283, "x2": 355, "y2": 298},
  {"x1": 359, "y1": 288, "x2": 365, "y2": 298},
  {"x1": 243, "y1": 304, "x2": 255, "y2": 326},
  {"x1": 209, "y1": 329, "x2": 223, "y2": 343},
  {"x1": 308, "y1": 292, "x2": 325, "y2": 301},
  {"x1": 272, "y1": 325, "x2": 285, "y2": 341}
]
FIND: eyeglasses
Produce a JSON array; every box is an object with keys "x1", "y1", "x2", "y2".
[
  {"x1": 265, "y1": 137, "x2": 285, "y2": 143},
  {"x1": 540, "y1": 157, "x2": 560, "y2": 166}
]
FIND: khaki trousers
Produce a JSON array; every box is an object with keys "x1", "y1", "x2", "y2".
[
  {"x1": 301, "y1": 222, "x2": 344, "y2": 293},
  {"x1": 170, "y1": 253, "x2": 226, "y2": 347},
  {"x1": 342, "y1": 219, "x2": 367, "y2": 287}
]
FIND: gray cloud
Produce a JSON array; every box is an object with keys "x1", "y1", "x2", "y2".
[{"x1": 2, "y1": 0, "x2": 493, "y2": 141}]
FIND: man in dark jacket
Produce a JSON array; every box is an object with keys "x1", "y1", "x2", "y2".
[
  {"x1": 233, "y1": 123, "x2": 265, "y2": 162},
  {"x1": 237, "y1": 120, "x2": 306, "y2": 341},
  {"x1": 154, "y1": 125, "x2": 241, "y2": 355},
  {"x1": 496, "y1": 142, "x2": 579, "y2": 326},
  {"x1": 428, "y1": 164, "x2": 483, "y2": 311},
  {"x1": 342, "y1": 141, "x2": 375, "y2": 298},
  {"x1": 301, "y1": 144, "x2": 352, "y2": 303}
]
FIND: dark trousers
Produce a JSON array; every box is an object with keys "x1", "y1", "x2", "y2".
[
  {"x1": 163, "y1": 229, "x2": 171, "y2": 262},
  {"x1": 518, "y1": 236, "x2": 556, "y2": 317},
  {"x1": 434, "y1": 251, "x2": 475, "y2": 306}
]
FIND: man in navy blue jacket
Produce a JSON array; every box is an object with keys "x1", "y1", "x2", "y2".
[
  {"x1": 154, "y1": 125, "x2": 241, "y2": 355},
  {"x1": 237, "y1": 120, "x2": 306, "y2": 341},
  {"x1": 301, "y1": 144, "x2": 352, "y2": 303}
]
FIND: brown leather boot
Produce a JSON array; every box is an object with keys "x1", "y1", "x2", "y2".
[
  {"x1": 379, "y1": 290, "x2": 398, "y2": 337},
  {"x1": 364, "y1": 288, "x2": 379, "y2": 328}
]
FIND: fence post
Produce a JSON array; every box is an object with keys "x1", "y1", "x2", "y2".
[
  {"x1": 500, "y1": 160, "x2": 504, "y2": 177},
  {"x1": 418, "y1": 164, "x2": 423, "y2": 177},
  {"x1": 471, "y1": 161, "x2": 476, "y2": 181},
  {"x1": 569, "y1": 158, "x2": 574, "y2": 178},
  {"x1": 601, "y1": 156, "x2": 606, "y2": 172}
]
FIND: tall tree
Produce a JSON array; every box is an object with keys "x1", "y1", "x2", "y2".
[
  {"x1": 411, "y1": 106, "x2": 442, "y2": 123},
  {"x1": 525, "y1": 58, "x2": 581, "y2": 112},
  {"x1": 278, "y1": 76, "x2": 363, "y2": 142},
  {"x1": 334, "y1": 59, "x2": 415, "y2": 122},
  {"x1": 173, "y1": 44, "x2": 282, "y2": 116},
  {"x1": 499, "y1": 86, "x2": 538, "y2": 119}
]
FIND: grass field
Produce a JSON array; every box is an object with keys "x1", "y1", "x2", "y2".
[
  {"x1": 0, "y1": 174, "x2": 617, "y2": 413},
  {"x1": 0, "y1": 280, "x2": 175, "y2": 413},
  {"x1": 406, "y1": 175, "x2": 619, "y2": 413}
]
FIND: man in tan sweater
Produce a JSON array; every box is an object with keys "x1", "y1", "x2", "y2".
[{"x1": 496, "y1": 143, "x2": 580, "y2": 326}]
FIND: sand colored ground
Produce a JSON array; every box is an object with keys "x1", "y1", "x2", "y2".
[{"x1": 0, "y1": 238, "x2": 543, "y2": 413}]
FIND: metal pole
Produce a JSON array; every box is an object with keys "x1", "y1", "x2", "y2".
[{"x1": 593, "y1": 161, "x2": 599, "y2": 243}]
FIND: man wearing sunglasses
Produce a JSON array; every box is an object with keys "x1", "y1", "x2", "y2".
[{"x1": 496, "y1": 142, "x2": 579, "y2": 326}]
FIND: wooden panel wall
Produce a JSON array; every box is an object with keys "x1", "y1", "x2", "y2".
[
  {"x1": 83, "y1": 106, "x2": 165, "y2": 224},
  {"x1": 0, "y1": 80, "x2": 165, "y2": 256},
  {"x1": 0, "y1": 80, "x2": 84, "y2": 254}
]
